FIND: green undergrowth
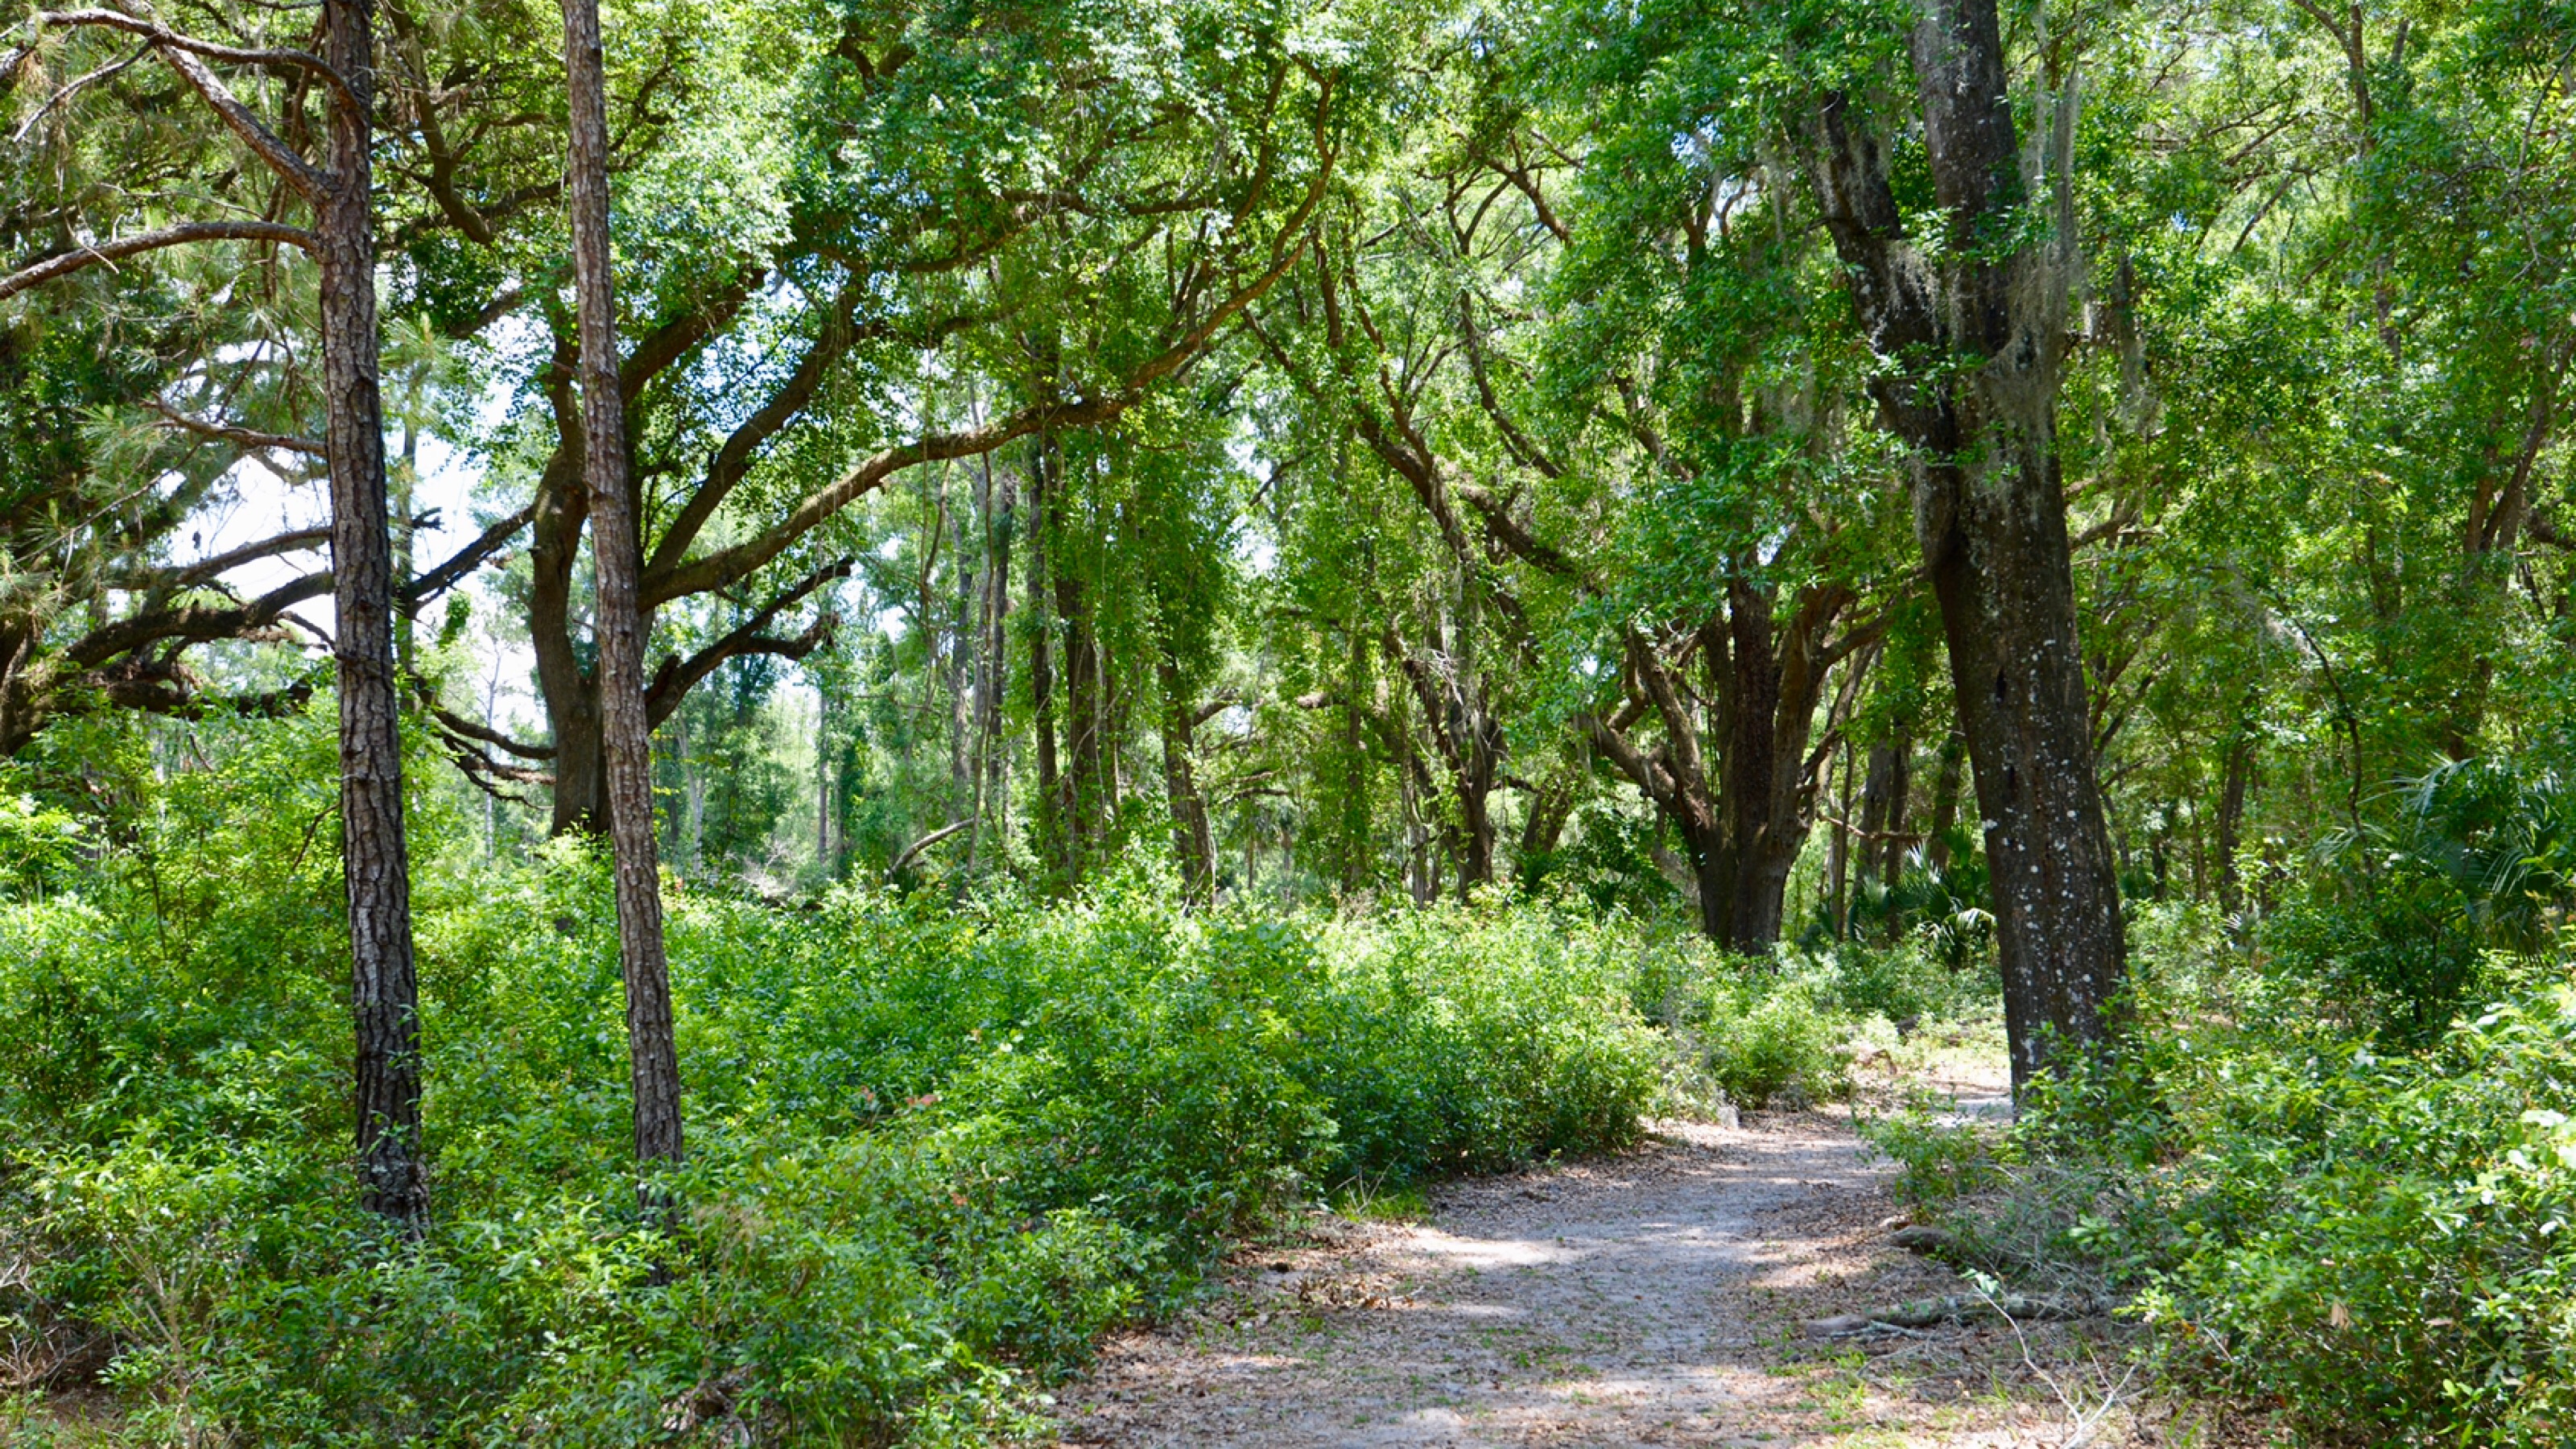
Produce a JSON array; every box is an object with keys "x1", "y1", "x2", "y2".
[
  {"x1": 1630, "y1": 927, "x2": 2001, "y2": 1108},
  {"x1": 0, "y1": 720, "x2": 1665, "y2": 1446},
  {"x1": 1864, "y1": 898, "x2": 2576, "y2": 1448}
]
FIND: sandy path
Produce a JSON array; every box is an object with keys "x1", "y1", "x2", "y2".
[{"x1": 1055, "y1": 1113, "x2": 2141, "y2": 1448}]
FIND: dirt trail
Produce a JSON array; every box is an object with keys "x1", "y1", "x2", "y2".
[{"x1": 1056, "y1": 1112, "x2": 2142, "y2": 1448}]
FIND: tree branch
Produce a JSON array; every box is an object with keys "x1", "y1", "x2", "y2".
[
  {"x1": 117, "y1": 525, "x2": 331, "y2": 592},
  {"x1": 402, "y1": 502, "x2": 535, "y2": 609},
  {"x1": 429, "y1": 703, "x2": 555, "y2": 759},
  {"x1": 66, "y1": 568, "x2": 332, "y2": 668},
  {"x1": 886, "y1": 819, "x2": 970, "y2": 877},
  {"x1": 0, "y1": 221, "x2": 316, "y2": 301},
  {"x1": 642, "y1": 559, "x2": 851, "y2": 725},
  {"x1": 646, "y1": 161, "x2": 1328, "y2": 605},
  {"x1": 145, "y1": 397, "x2": 324, "y2": 456},
  {"x1": 37, "y1": 10, "x2": 361, "y2": 116}
]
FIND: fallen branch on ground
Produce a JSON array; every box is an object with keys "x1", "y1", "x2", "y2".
[{"x1": 1802, "y1": 1290, "x2": 2097, "y2": 1338}]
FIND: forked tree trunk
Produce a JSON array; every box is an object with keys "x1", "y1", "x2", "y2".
[
  {"x1": 1155, "y1": 646, "x2": 1216, "y2": 902},
  {"x1": 562, "y1": 0, "x2": 682, "y2": 1172},
  {"x1": 1027, "y1": 435, "x2": 1064, "y2": 881},
  {"x1": 1808, "y1": 0, "x2": 2128, "y2": 1092},
  {"x1": 2216, "y1": 725, "x2": 2254, "y2": 914},
  {"x1": 1710, "y1": 583, "x2": 1855, "y2": 949},
  {"x1": 321, "y1": 0, "x2": 427, "y2": 1232},
  {"x1": 1517, "y1": 759, "x2": 1579, "y2": 867}
]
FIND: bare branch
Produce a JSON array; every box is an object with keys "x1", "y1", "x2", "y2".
[
  {"x1": 645, "y1": 155, "x2": 1329, "y2": 605},
  {"x1": 886, "y1": 819, "x2": 970, "y2": 877},
  {"x1": 152, "y1": 38, "x2": 326, "y2": 196},
  {"x1": 145, "y1": 397, "x2": 324, "y2": 456},
  {"x1": 642, "y1": 559, "x2": 851, "y2": 724},
  {"x1": 429, "y1": 703, "x2": 555, "y2": 760},
  {"x1": 402, "y1": 502, "x2": 535, "y2": 609},
  {"x1": 117, "y1": 525, "x2": 331, "y2": 591},
  {"x1": 12, "y1": 40, "x2": 147, "y2": 145},
  {"x1": 66, "y1": 568, "x2": 332, "y2": 669}
]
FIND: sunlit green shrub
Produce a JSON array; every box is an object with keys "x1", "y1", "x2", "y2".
[
  {"x1": 1909, "y1": 889, "x2": 2576, "y2": 1448},
  {"x1": 2111, "y1": 972, "x2": 2576, "y2": 1445},
  {"x1": 1695, "y1": 976, "x2": 1850, "y2": 1107},
  {"x1": 0, "y1": 715, "x2": 1666, "y2": 1444}
]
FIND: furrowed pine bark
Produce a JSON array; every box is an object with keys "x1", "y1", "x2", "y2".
[
  {"x1": 1807, "y1": 0, "x2": 2128, "y2": 1092},
  {"x1": 321, "y1": 0, "x2": 427, "y2": 1231},
  {"x1": 561, "y1": 0, "x2": 682, "y2": 1174}
]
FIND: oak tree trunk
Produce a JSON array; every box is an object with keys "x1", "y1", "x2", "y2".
[
  {"x1": 1927, "y1": 732, "x2": 1965, "y2": 873},
  {"x1": 1860, "y1": 726, "x2": 1912, "y2": 889},
  {"x1": 1155, "y1": 647, "x2": 1216, "y2": 903},
  {"x1": 562, "y1": 0, "x2": 682, "y2": 1172},
  {"x1": 1027, "y1": 435, "x2": 1064, "y2": 881},
  {"x1": 2216, "y1": 724, "x2": 2254, "y2": 914},
  {"x1": 1808, "y1": 0, "x2": 2128, "y2": 1092}
]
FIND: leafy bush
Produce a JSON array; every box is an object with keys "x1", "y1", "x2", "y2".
[
  {"x1": 1643, "y1": 937, "x2": 1988, "y2": 1108},
  {"x1": 0, "y1": 716, "x2": 1666, "y2": 1444},
  {"x1": 2264, "y1": 757, "x2": 2576, "y2": 1046},
  {"x1": 1891, "y1": 889, "x2": 2576, "y2": 1448},
  {"x1": 1695, "y1": 976, "x2": 1852, "y2": 1107},
  {"x1": 2111, "y1": 972, "x2": 2576, "y2": 1445}
]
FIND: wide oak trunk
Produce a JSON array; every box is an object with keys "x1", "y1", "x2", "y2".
[{"x1": 1808, "y1": 0, "x2": 2128, "y2": 1092}]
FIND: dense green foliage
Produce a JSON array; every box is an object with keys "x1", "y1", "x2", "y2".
[
  {"x1": 13, "y1": 0, "x2": 2576, "y2": 1439},
  {"x1": 1869, "y1": 766, "x2": 2576, "y2": 1445},
  {"x1": 0, "y1": 714, "x2": 1662, "y2": 1443}
]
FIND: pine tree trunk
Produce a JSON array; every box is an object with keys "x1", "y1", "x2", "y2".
[
  {"x1": 562, "y1": 0, "x2": 682, "y2": 1173},
  {"x1": 321, "y1": 0, "x2": 427, "y2": 1232}
]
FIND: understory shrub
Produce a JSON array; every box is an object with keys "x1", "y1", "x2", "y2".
[
  {"x1": 1869, "y1": 898, "x2": 2576, "y2": 1448},
  {"x1": 0, "y1": 721, "x2": 1664, "y2": 1445},
  {"x1": 1635, "y1": 934, "x2": 1994, "y2": 1108}
]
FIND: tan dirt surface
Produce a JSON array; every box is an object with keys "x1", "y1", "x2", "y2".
[{"x1": 1053, "y1": 1112, "x2": 2170, "y2": 1448}]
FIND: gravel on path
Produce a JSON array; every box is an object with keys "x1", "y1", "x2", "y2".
[{"x1": 1054, "y1": 1113, "x2": 2146, "y2": 1448}]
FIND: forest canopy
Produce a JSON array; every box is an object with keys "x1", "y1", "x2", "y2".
[{"x1": 4, "y1": 0, "x2": 2576, "y2": 1442}]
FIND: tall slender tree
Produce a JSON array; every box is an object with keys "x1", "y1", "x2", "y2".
[
  {"x1": 559, "y1": 0, "x2": 680, "y2": 1172},
  {"x1": 14, "y1": 0, "x2": 427, "y2": 1227}
]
